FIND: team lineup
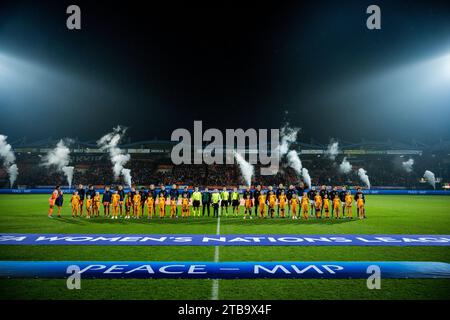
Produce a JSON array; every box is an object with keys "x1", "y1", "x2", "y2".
[{"x1": 48, "y1": 183, "x2": 367, "y2": 221}]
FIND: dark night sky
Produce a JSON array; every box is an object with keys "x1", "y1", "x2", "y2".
[{"x1": 0, "y1": 0, "x2": 450, "y2": 144}]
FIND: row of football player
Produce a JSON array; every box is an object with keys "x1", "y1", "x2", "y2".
[{"x1": 48, "y1": 185, "x2": 366, "y2": 219}]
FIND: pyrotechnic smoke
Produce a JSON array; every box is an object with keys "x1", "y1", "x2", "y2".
[
  {"x1": 402, "y1": 158, "x2": 414, "y2": 173},
  {"x1": 302, "y1": 168, "x2": 311, "y2": 188},
  {"x1": 279, "y1": 124, "x2": 299, "y2": 157},
  {"x1": 42, "y1": 139, "x2": 74, "y2": 187},
  {"x1": 339, "y1": 157, "x2": 352, "y2": 174},
  {"x1": 97, "y1": 126, "x2": 132, "y2": 186},
  {"x1": 234, "y1": 151, "x2": 254, "y2": 186},
  {"x1": 357, "y1": 168, "x2": 371, "y2": 189},
  {"x1": 423, "y1": 170, "x2": 436, "y2": 189},
  {"x1": 0, "y1": 134, "x2": 18, "y2": 187},
  {"x1": 326, "y1": 141, "x2": 339, "y2": 160},
  {"x1": 287, "y1": 150, "x2": 302, "y2": 175}
]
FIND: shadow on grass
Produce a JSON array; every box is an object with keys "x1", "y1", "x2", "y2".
[{"x1": 54, "y1": 215, "x2": 358, "y2": 226}]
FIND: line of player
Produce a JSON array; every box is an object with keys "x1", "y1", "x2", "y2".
[{"x1": 47, "y1": 184, "x2": 367, "y2": 220}]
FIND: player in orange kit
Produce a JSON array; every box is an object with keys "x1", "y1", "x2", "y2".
[
  {"x1": 278, "y1": 190, "x2": 287, "y2": 218},
  {"x1": 314, "y1": 193, "x2": 322, "y2": 218},
  {"x1": 357, "y1": 193, "x2": 365, "y2": 219},
  {"x1": 70, "y1": 191, "x2": 80, "y2": 218},
  {"x1": 111, "y1": 190, "x2": 120, "y2": 219},
  {"x1": 158, "y1": 193, "x2": 166, "y2": 218},
  {"x1": 333, "y1": 194, "x2": 342, "y2": 219},
  {"x1": 146, "y1": 194, "x2": 155, "y2": 219},
  {"x1": 48, "y1": 186, "x2": 60, "y2": 218},
  {"x1": 323, "y1": 193, "x2": 330, "y2": 218},
  {"x1": 133, "y1": 192, "x2": 141, "y2": 218},
  {"x1": 181, "y1": 193, "x2": 190, "y2": 218},
  {"x1": 169, "y1": 197, "x2": 177, "y2": 219},
  {"x1": 93, "y1": 192, "x2": 101, "y2": 217},
  {"x1": 301, "y1": 192, "x2": 309, "y2": 220},
  {"x1": 266, "y1": 187, "x2": 277, "y2": 218},
  {"x1": 289, "y1": 193, "x2": 299, "y2": 220},
  {"x1": 258, "y1": 193, "x2": 266, "y2": 218},
  {"x1": 85, "y1": 195, "x2": 92, "y2": 219},
  {"x1": 242, "y1": 187, "x2": 253, "y2": 220},
  {"x1": 345, "y1": 191, "x2": 353, "y2": 219}
]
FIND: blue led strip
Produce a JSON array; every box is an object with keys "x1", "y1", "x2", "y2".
[
  {"x1": 1, "y1": 234, "x2": 450, "y2": 246},
  {"x1": 1, "y1": 261, "x2": 449, "y2": 279}
]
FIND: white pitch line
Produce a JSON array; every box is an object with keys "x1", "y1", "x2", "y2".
[{"x1": 211, "y1": 206, "x2": 221, "y2": 300}]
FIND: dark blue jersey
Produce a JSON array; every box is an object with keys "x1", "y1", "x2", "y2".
[
  {"x1": 169, "y1": 189, "x2": 180, "y2": 200},
  {"x1": 117, "y1": 189, "x2": 125, "y2": 201},
  {"x1": 102, "y1": 191, "x2": 112, "y2": 203},
  {"x1": 77, "y1": 188, "x2": 86, "y2": 200}
]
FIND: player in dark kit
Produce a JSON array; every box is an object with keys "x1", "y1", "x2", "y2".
[
  {"x1": 202, "y1": 187, "x2": 211, "y2": 216},
  {"x1": 117, "y1": 185, "x2": 125, "y2": 217},
  {"x1": 329, "y1": 186, "x2": 339, "y2": 218},
  {"x1": 77, "y1": 184, "x2": 86, "y2": 216},
  {"x1": 169, "y1": 184, "x2": 180, "y2": 217},
  {"x1": 253, "y1": 185, "x2": 261, "y2": 217},
  {"x1": 286, "y1": 185, "x2": 296, "y2": 217},
  {"x1": 276, "y1": 183, "x2": 285, "y2": 217},
  {"x1": 339, "y1": 186, "x2": 348, "y2": 218},
  {"x1": 139, "y1": 187, "x2": 148, "y2": 216},
  {"x1": 319, "y1": 185, "x2": 328, "y2": 216},
  {"x1": 307, "y1": 186, "x2": 317, "y2": 217}
]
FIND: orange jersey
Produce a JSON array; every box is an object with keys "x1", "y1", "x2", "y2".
[
  {"x1": 345, "y1": 195, "x2": 353, "y2": 206},
  {"x1": 93, "y1": 195, "x2": 101, "y2": 206},
  {"x1": 268, "y1": 194, "x2": 276, "y2": 206},
  {"x1": 170, "y1": 199, "x2": 177, "y2": 207},
  {"x1": 159, "y1": 197, "x2": 166, "y2": 206},
  {"x1": 85, "y1": 199, "x2": 92, "y2": 208},
  {"x1": 357, "y1": 198, "x2": 364, "y2": 208},
  {"x1": 258, "y1": 195, "x2": 266, "y2": 205},
  {"x1": 133, "y1": 194, "x2": 141, "y2": 205},
  {"x1": 290, "y1": 198, "x2": 299, "y2": 207},
  {"x1": 333, "y1": 198, "x2": 341, "y2": 208},
  {"x1": 70, "y1": 195, "x2": 80, "y2": 206},
  {"x1": 314, "y1": 195, "x2": 322, "y2": 206},
  {"x1": 181, "y1": 198, "x2": 189, "y2": 207},
  {"x1": 323, "y1": 199, "x2": 330, "y2": 210},
  {"x1": 112, "y1": 194, "x2": 120, "y2": 205},
  {"x1": 279, "y1": 195, "x2": 287, "y2": 207},
  {"x1": 301, "y1": 196, "x2": 309, "y2": 207},
  {"x1": 146, "y1": 197, "x2": 154, "y2": 207}
]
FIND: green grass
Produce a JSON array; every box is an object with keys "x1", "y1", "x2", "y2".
[{"x1": 0, "y1": 194, "x2": 449, "y2": 300}]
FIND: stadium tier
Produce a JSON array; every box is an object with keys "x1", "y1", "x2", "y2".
[{"x1": 1, "y1": 139, "x2": 449, "y2": 189}]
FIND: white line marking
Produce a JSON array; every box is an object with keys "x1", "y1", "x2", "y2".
[{"x1": 211, "y1": 206, "x2": 221, "y2": 300}]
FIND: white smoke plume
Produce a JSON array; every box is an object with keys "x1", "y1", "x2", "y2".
[
  {"x1": 233, "y1": 151, "x2": 254, "y2": 186},
  {"x1": 402, "y1": 158, "x2": 414, "y2": 173},
  {"x1": 339, "y1": 157, "x2": 352, "y2": 174},
  {"x1": 302, "y1": 168, "x2": 312, "y2": 188},
  {"x1": 357, "y1": 168, "x2": 371, "y2": 189},
  {"x1": 287, "y1": 150, "x2": 302, "y2": 175},
  {"x1": 279, "y1": 124, "x2": 299, "y2": 157},
  {"x1": 423, "y1": 170, "x2": 436, "y2": 189},
  {"x1": 0, "y1": 134, "x2": 18, "y2": 187},
  {"x1": 326, "y1": 141, "x2": 339, "y2": 160},
  {"x1": 97, "y1": 126, "x2": 132, "y2": 186},
  {"x1": 42, "y1": 139, "x2": 74, "y2": 187}
]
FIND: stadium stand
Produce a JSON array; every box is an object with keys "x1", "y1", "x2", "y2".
[{"x1": 1, "y1": 138, "x2": 449, "y2": 189}]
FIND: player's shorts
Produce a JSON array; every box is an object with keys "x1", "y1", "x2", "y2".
[
  {"x1": 49, "y1": 199, "x2": 56, "y2": 206},
  {"x1": 103, "y1": 201, "x2": 110, "y2": 206},
  {"x1": 193, "y1": 200, "x2": 200, "y2": 208},
  {"x1": 55, "y1": 198, "x2": 63, "y2": 206},
  {"x1": 232, "y1": 200, "x2": 239, "y2": 207},
  {"x1": 221, "y1": 200, "x2": 228, "y2": 207}
]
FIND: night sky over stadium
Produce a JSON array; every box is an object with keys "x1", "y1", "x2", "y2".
[{"x1": 0, "y1": 0, "x2": 450, "y2": 144}]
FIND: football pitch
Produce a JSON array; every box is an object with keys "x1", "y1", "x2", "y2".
[{"x1": 0, "y1": 194, "x2": 449, "y2": 300}]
